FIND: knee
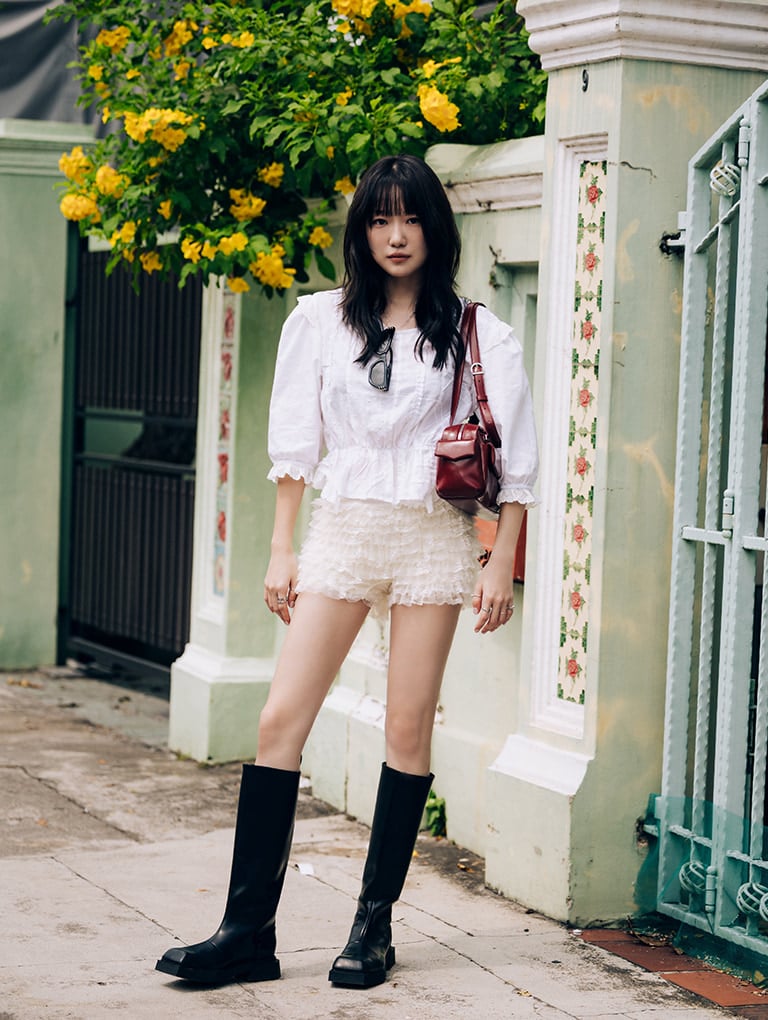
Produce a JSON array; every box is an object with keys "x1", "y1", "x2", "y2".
[
  {"x1": 257, "y1": 702, "x2": 293, "y2": 756},
  {"x1": 385, "y1": 710, "x2": 431, "y2": 765}
]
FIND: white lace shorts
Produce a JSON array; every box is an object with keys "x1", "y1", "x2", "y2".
[{"x1": 296, "y1": 498, "x2": 481, "y2": 620}]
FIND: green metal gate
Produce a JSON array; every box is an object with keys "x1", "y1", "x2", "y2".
[{"x1": 653, "y1": 79, "x2": 768, "y2": 955}]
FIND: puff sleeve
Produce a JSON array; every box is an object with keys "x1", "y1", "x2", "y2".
[
  {"x1": 267, "y1": 300, "x2": 324, "y2": 485},
  {"x1": 474, "y1": 311, "x2": 539, "y2": 506}
]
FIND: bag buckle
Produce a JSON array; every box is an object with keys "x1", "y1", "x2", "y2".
[{"x1": 470, "y1": 362, "x2": 484, "y2": 375}]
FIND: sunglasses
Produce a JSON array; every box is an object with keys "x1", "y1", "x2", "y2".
[{"x1": 368, "y1": 327, "x2": 394, "y2": 391}]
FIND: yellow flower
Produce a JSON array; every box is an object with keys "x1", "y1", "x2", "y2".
[
  {"x1": 59, "y1": 145, "x2": 92, "y2": 184},
  {"x1": 250, "y1": 247, "x2": 296, "y2": 290},
  {"x1": 334, "y1": 175, "x2": 355, "y2": 195},
  {"x1": 101, "y1": 107, "x2": 111, "y2": 124},
  {"x1": 218, "y1": 232, "x2": 249, "y2": 255},
  {"x1": 173, "y1": 60, "x2": 191, "y2": 81},
  {"x1": 181, "y1": 237, "x2": 202, "y2": 263},
  {"x1": 202, "y1": 36, "x2": 218, "y2": 49},
  {"x1": 308, "y1": 226, "x2": 333, "y2": 249},
  {"x1": 202, "y1": 240, "x2": 218, "y2": 259},
  {"x1": 125, "y1": 68, "x2": 141, "y2": 80},
  {"x1": 417, "y1": 84, "x2": 460, "y2": 132},
  {"x1": 122, "y1": 247, "x2": 135, "y2": 263},
  {"x1": 326, "y1": 145, "x2": 335, "y2": 160},
  {"x1": 94, "y1": 82, "x2": 110, "y2": 97},
  {"x1": 257, "y1": 163, "x2": 285, "y2": 188},
  {"x1": 336, "y1": 88, "x2": 353, "y2": 106},
  {"x1": 59, "y1": 192, "x2": 100, "y2": 221},
  {"x1": 123, "y1": 108, "x2": 197, "y2": 152},
  {"x1": 110, "y1": 220, "x2": 137, "y2": 246},
  {"x1": 158, "y1": 199, "x2": 173, "y2": 219},
  {"x1": 229, "y1": 188, "x2": 267, "y2": 221},
  {"x1": 231, "y1": 30, "x2": 255, "y2": 48},
  {"x1": 140, "y1": 251, "x2": 163, "y2": 274},
  {"x1": 227, "y1": 276, "x2": 251, "y2": 293},
  {"x1": 88, "y1": 64, "x2": 104, "y2": 81},
  {"x1": 95, "y1": 164, "x2": 127, "y2": 197},
  {"x1": 95, "y1": 26, "x2": 130, "y2": 54},
  {"x1": 164, "y1": 19, "x2": 195, "y2": 58},
  {"x1": 421, "y1": 57, "x2": 462, "y2": 79}
]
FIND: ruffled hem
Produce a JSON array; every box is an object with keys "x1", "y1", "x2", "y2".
[
  {"x1": 499, "y1": 486, "x2": 539, "y2": 508},
  {"x1": 267, "y1": 460, "x2": 316, "y2": 485},
  {"x1": 296, "y1": 498, "x2": 480, "y2": 621}
]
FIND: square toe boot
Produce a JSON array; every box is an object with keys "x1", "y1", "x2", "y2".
[
  {"x1": 155, "y1": 763, "x2": 299, "y2": 984},
  {"x1": 329, "y1": 763, "x2": 433, "y2": 988}
]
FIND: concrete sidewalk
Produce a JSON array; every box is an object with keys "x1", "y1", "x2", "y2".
[{"x1": 0, "y1": 668, "x2": 733, "y2": 1020}]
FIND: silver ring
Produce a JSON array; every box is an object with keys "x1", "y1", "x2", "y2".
[
  {"x1": 481, "y1": 607, "x2": 492, "y2": 614},
  {"x1": 276, "y1": 597, "x2": 287, "y2": 604},
  {"x1": 505, "y1": 604, "x2": 514, "y2": 611}
]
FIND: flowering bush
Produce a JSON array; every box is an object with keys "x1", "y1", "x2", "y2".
[{"x1": 49, "y1": 0, "x2": 546, "y2": 296}]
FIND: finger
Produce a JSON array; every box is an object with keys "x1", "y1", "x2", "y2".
[
  {"x1": 474, "y1": 603, "x2": 494, "y2": 633},
  {"x1": 471, "y1": 591, "x2": 482, "y2": 615}
]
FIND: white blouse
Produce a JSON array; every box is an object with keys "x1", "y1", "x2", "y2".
[{"x1": 267, "y1": 288, "x2": 538, "y2": 510}]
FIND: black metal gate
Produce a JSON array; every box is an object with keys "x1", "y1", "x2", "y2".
[{"x1": 59, "y1": 238, "x2": 202, "y2": 674}]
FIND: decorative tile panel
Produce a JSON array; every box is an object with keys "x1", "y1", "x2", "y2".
[
  {"x1": 213, "y1": 296, "x2": 237, "y2": 597},
  {"x1": 557, "y1": 160, "x2": 606, "y2": 703}
]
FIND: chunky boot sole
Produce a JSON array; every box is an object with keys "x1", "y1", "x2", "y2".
[
  {"x1": 155, "y1": 953, "x2": 281, "y2": 984},
  {"x1": 328, "y1": 945, "x2": 395, "y2": 988}
]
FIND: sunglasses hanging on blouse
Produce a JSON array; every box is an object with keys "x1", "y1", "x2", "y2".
[{"x1": 368, "y1": 326, "x2": 395, "y2": 391}]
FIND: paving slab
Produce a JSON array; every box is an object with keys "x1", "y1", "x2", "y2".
[{"x1": 0, "y1": 671, "x2": 738, "y2": 1019}]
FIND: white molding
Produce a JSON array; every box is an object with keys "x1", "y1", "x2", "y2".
[
  {"x1": 0, "y1": 119, "x2": 94, "y2": 176},
  {"x1": 444, "y1": 173, "x2": 543, "y2": 214},
  {"x1": 527, "y1": 134, "x2": 608, "y2": 743},
  {"x1": 490, "y1": 733, "x2": 591, "y2": 797},
  {"x1": 428, "y1": 136, "x2": 545, "y2": 214},
  {"x1": 518, "y1": 0, "x2": 768, "y2": 72}
]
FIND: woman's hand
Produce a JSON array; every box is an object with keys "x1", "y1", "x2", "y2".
[
  {"x1": 264, "y1": 547, "x2": 298, "y2": 625},
  {"x1": 472, "y1": 501, "x2": 526, "y2": 634},
  {"x1": 472, "y1": 554, "x2": 515, "y2": 633},
  {"x1": 264, "y1": 476, "x2": 305, "y2": 625}
]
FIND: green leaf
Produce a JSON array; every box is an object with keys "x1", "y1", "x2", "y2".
[
  {"x1": 315, "y1": 252, "x2": 336, "y2": 281},
  {"x1": 345, "y1": 132, "x2": 371, "y2": 154}
]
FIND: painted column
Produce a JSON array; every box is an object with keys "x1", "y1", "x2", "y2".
[
  {"x1": 168, "y1": 197, "x2": 347, "y2": 764},
  {"x1": 0, "y1": 119, "x2": 93, "y2": 669},
  {"x1": 168, "y1": 283, "x2": 290, "y2": 762},
  {"x1": 487, "y1": 0, "x2": 768, "y2": 922}
]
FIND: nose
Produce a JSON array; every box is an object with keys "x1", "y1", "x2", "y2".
[{"x1": 389, "y1": 220, "x2": 406, "y2": 246}]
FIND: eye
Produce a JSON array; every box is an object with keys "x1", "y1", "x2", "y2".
[
  {"x1": 370, "y1": 215, "x2": 388, "y2": 227},
  {"x1": 406, "y1": 215, "x2": 421, "y2": 225}
]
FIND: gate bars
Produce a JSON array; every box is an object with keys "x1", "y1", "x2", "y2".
[{"x1": 654, "y1": 80, "x2": 768, "y2": 954}]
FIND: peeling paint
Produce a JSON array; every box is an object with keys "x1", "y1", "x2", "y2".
[
  {"x1": 635, "y1": 84, "x2": 706, "y2": 136},
  {"x1": 617, "y1": 219, "x2": 639, "y2": 283},
  {"x1": 621, "y1": 437, "x2": 674, "y2": 507}
]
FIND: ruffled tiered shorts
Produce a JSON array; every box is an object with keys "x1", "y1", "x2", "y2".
[{"x1": 296, "y1": 497, "x2": 481, "y2": 620}]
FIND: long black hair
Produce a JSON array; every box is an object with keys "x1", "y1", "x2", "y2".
[{"x1": 341, "y1": 155, "x2": 463, "y2": 371}]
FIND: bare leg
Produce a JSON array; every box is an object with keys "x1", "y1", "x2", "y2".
[
  {"x1": 256, "y1": 592, "x2": 370, "y2": 771},
  {"x1": 384, "y1": 602, "x2": 461, "y2": 775}
]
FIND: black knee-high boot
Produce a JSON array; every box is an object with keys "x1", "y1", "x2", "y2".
[
  {"x1": 156, "y1": 763, "x2": 300, "y2": 984},
  {"x1": 329, "y1": 762, "x2": 433, "y2": 988}
]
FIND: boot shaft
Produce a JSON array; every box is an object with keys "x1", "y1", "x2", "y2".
[{"x1": 360, "y1": 763, "x2": 433, "y2": 905}]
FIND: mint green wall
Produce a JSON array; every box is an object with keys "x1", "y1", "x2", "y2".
[
  {"x1": 0, "y1": 122, "x2": 92, "y2": 668},
  {"x1": 537, "y1": 62, "x2": 766, "y2": 922}
]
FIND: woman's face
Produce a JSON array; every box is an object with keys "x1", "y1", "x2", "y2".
[{"x1": 366, "y1": 211, "x2": 428, "y2": 283}]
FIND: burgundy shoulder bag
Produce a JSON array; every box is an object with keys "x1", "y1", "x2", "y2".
[{"x1": 434, "y1": 302, "x2": 501, "y2": 518}]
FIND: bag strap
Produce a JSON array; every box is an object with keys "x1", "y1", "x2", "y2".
[{"x1": 449, "y1": 302, "x2": 501, "y2": 447}]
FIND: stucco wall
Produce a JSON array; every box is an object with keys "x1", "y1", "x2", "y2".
[{"x1": 0, "y1": 120, "x2": 92, "y2": 668}]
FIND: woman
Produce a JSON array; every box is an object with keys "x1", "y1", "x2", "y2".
[{"x1": 156, "y1": 154, "x2": 538, "y2": 989}]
